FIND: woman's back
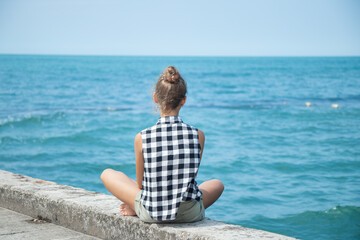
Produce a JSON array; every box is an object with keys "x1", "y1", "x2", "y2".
[{"x1": 140, "y1": 116, "x2": 202, "y2": 220}]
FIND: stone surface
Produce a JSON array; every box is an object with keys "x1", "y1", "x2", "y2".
[
  {"x1": 0, "y1": 170, "x2": 296, "y2": 239},
  {"x1": 0, "y1": 207, "x2": 100, "y2": 240}
]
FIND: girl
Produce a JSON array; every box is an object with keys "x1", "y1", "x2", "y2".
[{"x1": 100, "y1": 66, "x2": 224, "y2": 223}]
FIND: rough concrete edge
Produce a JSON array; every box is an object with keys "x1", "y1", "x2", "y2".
[{"x1": 0, "y1": 170, "x2": 296, "y2": 240}]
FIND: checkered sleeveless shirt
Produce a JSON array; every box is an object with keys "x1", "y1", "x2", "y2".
[{"x1": 140, "y1": 116, "x2": 202, "y2": 221}]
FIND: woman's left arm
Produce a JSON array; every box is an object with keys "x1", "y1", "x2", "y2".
[{"x1": 135, "y1": 133, "x2": 144, "y2": 190}]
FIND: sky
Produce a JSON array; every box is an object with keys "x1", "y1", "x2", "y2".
[{"x1": 0, "y1": 0, "x2": 359, "y2": 56}]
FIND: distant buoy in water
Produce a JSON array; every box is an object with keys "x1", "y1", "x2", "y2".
[
  {"x1": 331, "y1": 104, "x2": 339, "y2": 108},
  {"x1": 305, "y1": 102, "x2": 312, "y2": 107}
]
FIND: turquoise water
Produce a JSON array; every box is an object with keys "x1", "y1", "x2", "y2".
[{"x1": 1, "y1": 55, "x2": 359, "y2": 239}]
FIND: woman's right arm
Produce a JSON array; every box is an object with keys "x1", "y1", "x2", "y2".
[{"x1": 135, "y1": 133, "x2": 144, "y2": 190}]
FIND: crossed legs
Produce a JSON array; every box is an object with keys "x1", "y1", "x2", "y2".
[
  {"x1": 100, "y1": 168, "x2": 224, "y2": 216},
  {"x1": 100, "y1": 168, "x2": 140, "y2": 216}
]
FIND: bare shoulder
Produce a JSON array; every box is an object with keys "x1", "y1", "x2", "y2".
[
  {"x1": 135, "y1": 132, "x2": 142, "y2": 142},
  {"x1": 134, "y1": 133, "x2": 142, "y2": 148},
  {"x1": 198, "y1": 129, "x2": 205, "y2": 141}
]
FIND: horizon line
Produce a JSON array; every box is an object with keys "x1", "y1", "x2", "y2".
[{"x1": 1, "y1": 53, "x2": 359, "y2": 58}]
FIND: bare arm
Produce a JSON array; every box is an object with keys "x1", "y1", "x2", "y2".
[
  {"x1": 135, "y1": 133, "x2": 144, "y2": 190},
  {"x1": 198, "y1": 129, "x2": 205, "y2": 159}
]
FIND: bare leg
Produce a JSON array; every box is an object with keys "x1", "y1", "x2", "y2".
[
  {"x1": 199, "y1": 179, "x2": 224, "y2": 209},
  {"x1": 100, "y1": 168, "x2": 140, "y2": 216}
]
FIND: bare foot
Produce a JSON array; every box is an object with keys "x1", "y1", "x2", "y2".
[{"x1": 120, "y1": 204, "x2": 136, "y2": 216}]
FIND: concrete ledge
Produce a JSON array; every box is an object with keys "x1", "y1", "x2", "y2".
[{"x1": 0, "y1": 170, "x2": 295, "y2": 239}]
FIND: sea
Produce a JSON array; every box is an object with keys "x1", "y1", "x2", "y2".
[{"x1": 0, "y1": 55, "x2": 359, "y2": 240}]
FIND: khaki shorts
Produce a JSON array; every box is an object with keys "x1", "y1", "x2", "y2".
[{"x1": 134, "y1": 190, "x2": 205, "y2": 223}]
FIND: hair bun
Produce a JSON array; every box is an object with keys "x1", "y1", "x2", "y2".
[{"x1": 163, "y1": 66, "x2": 180, "y2": 83}]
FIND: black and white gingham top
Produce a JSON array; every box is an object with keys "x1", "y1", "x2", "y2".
[{"x1": 140, "y1": 116, "x2": 202, "y2": 221}]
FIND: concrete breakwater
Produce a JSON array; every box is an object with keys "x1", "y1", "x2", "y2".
[{"x1": 0, "y1": 170, "x2": 295, "y2": 239}]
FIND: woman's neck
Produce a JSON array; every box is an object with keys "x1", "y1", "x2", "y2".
[{"x1": 160, "y1": 109, "x2": 180, "y2": 117}]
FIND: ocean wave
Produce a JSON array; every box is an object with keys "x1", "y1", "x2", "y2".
[
  {"x1": 248, "y1": 206, "x2": 360, "y2": 240},
  {"x1": 258, "y1": 160, "x2": 360, "y2": 175},
  {"x1": 296, "y1": 94, "x2": 360, "y2": 102},
  {"x1": 235, "y1": 196, "x2": 280, "y2": 205},
  {"x1": 0, "y1": 112, "x2": 66, "y2": 127},
  {"x1": 194, "y1": 71, "x2": 251, "y2": 78},
  {"x1": 0, "y1": 128, "x2": 119, "y2": 146},
  {"x1": 187, "y1": 100, "x2": 360, "y2": 110},
  {"x1": 0, "y1": 107, "x2": 139, "y2": 127}
]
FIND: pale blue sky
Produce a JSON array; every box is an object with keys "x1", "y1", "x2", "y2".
[{"x1": 0, "y1": 0, "x2": 359, "y2": 56}]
